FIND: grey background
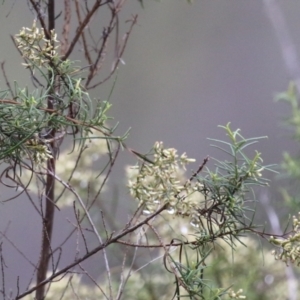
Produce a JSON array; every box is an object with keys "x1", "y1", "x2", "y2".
[{"x1": 0, "y1": 0, "x2": 299, "y2": 296}]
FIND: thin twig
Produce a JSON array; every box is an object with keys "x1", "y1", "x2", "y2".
[
  {"x1": 0, "y1": 231, "x2": 37, "y2": 269},
  {"x1": 74, "y1": 0, "x2": 92, "y2": 65},
  {"x1": 0, "y1": 243, "x2": 6, "y2": 300},
  {"x1": 0, "y1": 62, "x2": 14, "y2": 98},
  {"x1": 78, "y1": 265, "x2": 109, "y2": 300},
  {"x1": 62, "y1": 0, "x2": 103, "y2": 60},
  {"x1": 29, "y1": 0, "x2": 51, "y2": 39},
  {"x1": 61, "y1": 0, "x2": 71, "y2": 55},
  {"x1": 73, "y1": 202, "x2": 89, "y2": 254},
  {"x1": 16, "y1": 204, "x2": 167, "y2": 299},
  {"x1": 87, "y1": 14, "x2": 138, "y2": 89},
  {"x1": 50, "y1": 172, "x2": 114, "y2": 299}
]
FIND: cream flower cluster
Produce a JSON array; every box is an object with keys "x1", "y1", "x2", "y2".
[
  {"x1": 228, "y1": 289, "x2": 246, "y2": 299},
  {"x1": 127, "y1": 142, "x2": 204, "y2": 222},
  {"x1": 270, "y1": 212, "x2": 300, "y2": 266},
  {"x1": 15, "y1": 20, "x2": 58, "y2": 68},
  {"x1": 24, "y1": 137, "x2": 53, "y2": 164}
]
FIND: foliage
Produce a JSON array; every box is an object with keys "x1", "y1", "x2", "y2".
[
  {"x1": 276, "y1": 82, "x2": 300, "y2": 209},
  {"x1": 0, "y1": 22, "x2": 116, "y2": 170},
  {"x1": 0, "y1": 2, "x2": 299, "y2": 300},
  {"x1": 125, "y1": 123, "x2": 275, "y2": 299},
  {"x1": 270, "y1": 213, "x2": 300, "y2": 266}
]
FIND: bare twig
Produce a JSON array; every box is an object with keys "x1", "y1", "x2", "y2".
[
  {"x1": 16, "y1": 204, "x2": 167, "y2": 299},
  {"x1": 73, "y1": 203, "x2": 89, "y2": 254},
  {"x1": 78, "y1": 265, "x2": 109, "y2": 300},
  {"x1": 116, "y1": 227, "x2": 148, "y2": 299},
  {"x1": 61, "y1": 0, "x2": 71, "y2": 55},
  {"x1": 0, "y1": 243, "x2": 6, "y2": 300},
  {"x1": 0, "y1": 62, "x2": 14, "y2": 98},
  {"x1": 0, "y1": 230, "x2": 37, "y2": 270},
  {"x1": 147, "y1": 222, "x2": 189, "y2": 293},
  {"x1": 50, "y1": 172, "x2": 113, "y2": 299},
  {"x1": 62, "y1": 0, "x2": 103, "y2": 60},
  {"x1": 87, "y1": 14, "x2": 138, "y2": 89},
  {"x1": 29, "y1": 0, "x2": 51, "y2": 40},
  {"x1": 74, "y1": 0, "x2": 93, "y2": 65}
]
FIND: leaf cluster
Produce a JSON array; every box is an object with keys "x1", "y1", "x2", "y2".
[
  {"x1": 127, "y1": 123, "x2": 275, "y2": 299},
  {"x1": 0, "y1": 22, "x2": 115, "y2": 169}
]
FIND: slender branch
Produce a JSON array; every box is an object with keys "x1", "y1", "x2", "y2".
[
  {"x1": 74, "y1": 0, "x2": 93, "y2": 65},
  {"x1": 0, "y1": 62, "x2": 14, "y2": 97},
  {"x1": 29, "y1": 0, "x2": 51, "y2": 40},
  {"x1": 35, "y1": 1, "x2": 57, "y2": 298},
  {"x1": 49, "y1": 142, "x2": 121, "y2": 257},
  {"x1": 87, "y1": 14, "x2": 138, "y2": 89},
  {"x1": 16, "y1": 204, "x2": 167, "y2": 299},
  {"x1": 61, "y1": 0, "x2": 71, "y2": 55},
  {"x1": 0, "y1": 243, "x2": 6, "y2": 300},
  {"x1": 62, "y1": 0, "x2": 103, "y2": 60},
  {"x1": 0, "y1": 230, "x2": 37, "y2": 270},
  {"x1": 51, "y1": 172, "x2": 113, "y2": 298}
]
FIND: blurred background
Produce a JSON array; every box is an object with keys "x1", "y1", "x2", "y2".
[{"x1": 0, "y1": 0, "x2": 300, "y2": 298}]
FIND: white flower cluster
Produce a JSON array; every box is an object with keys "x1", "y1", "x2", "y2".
[
  {"x1": 228, "y1": 289, "x2": 246, "y2": 299},
  {"x1": 24, "y1": 136, "x2": 53, "y2": 165},
  {"x1": 15, "y1": 20, "x2": 59, "y2": 68},
  {"x1": 270, "y1": 212, "x2": 300, "y2": 266},
  {"x1": 127, "y1": 142, "x2": 205, "y2": 224}
]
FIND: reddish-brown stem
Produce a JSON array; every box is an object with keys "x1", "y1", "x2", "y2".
[
  {"x1": 29, "y1": 0, "x2": 51, "y2": 40},
  {"x1": 62, "y1": 0, "x2": 103, "y2": 60},
  {"x1": 35, "y1": 1, "x2": 56, "y2": 299}
]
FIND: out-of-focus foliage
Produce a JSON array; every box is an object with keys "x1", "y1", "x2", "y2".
[
  {"x1": 21, "y1": 130, "x2": 109, "y2": 207},
  {"x1": 23, "y1": 124, "x2": 284, "y2": 299},
  {"x1": 270, "y1": 213, "x2": 300, "y2": 266},
  {"x1": 207, "y1": 237, "x2": 289, "y2": 300},
  {"x1": 7, "y1": 1, "x2": 300, "y2": 299},
  {"x1": 276, "y1": 82, "x2": 300, "y2": 209}
]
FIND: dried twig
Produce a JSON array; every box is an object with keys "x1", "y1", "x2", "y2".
[
  {"x1": 61, "y1": 0, "x2": 71, "y2": 55},
  {"x1": 16, "y1": 204, "x2": 167, "y2": 299}
]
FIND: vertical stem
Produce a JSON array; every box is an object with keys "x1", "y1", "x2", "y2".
[{"x1": 35, "y1": 1, "x2": 56, "y2": 299}]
